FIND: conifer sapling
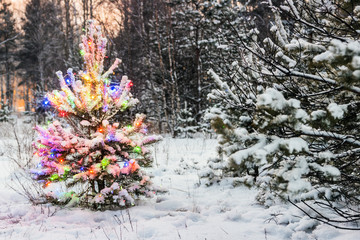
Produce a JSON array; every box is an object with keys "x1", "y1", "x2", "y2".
[{"x1": 31, "y1": 21, "x2": 161, "y2": 208}]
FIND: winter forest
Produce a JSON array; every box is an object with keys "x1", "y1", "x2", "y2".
[{"x1": 1, "y1": 0, "x2": 360, "y2": 239}]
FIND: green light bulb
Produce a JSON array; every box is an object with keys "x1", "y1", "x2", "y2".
[
  {"x1": 121, "y1": 100, "x2": 128, "y2": 109},
  {"x1": 101, "y1": 157, "x2": 110, "y2": 169},
  {"x1": 133, "y1": 146, "x2": 142, "y2": 154},
  {"x1": 49, "y1": 173, "x2": 59, "y2": 181}
]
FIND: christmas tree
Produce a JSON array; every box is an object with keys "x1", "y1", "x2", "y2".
[{"x1": 31, "y1": 21, "x2": 161, "y2": 209}]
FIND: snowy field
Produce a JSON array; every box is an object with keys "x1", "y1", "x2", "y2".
[{"x1": 0, "y1": 122, "x2": 358, "y2": 240}]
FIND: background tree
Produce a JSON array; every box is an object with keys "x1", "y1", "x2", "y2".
[
  {"x1": 0, "y1": 0, "x2": 18, "y2": 110},
  {"x1": 18, "y1": 0, "x2": 65, "y2": 112}
]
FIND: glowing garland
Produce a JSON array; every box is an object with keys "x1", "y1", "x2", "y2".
[{"x1": 32, "y1": 21, "x2": 161, "y2": 207}]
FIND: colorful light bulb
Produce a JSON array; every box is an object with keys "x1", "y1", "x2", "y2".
[
  {"x1": 98, "y1": 127, "x2": 104, "y2": 133},
  {"x1": 133, "y1": 146, "x2": 142, "y2": 154},
  {"x1": 121, "y1": 100, "x2": 128, "y2": 109},
  {"x1": 83, "y1": 74, "x2": 91, "y2": 82},
  {"x1": 101, "y1": 157, "x2": 110, "y2": 169},
  {"x1": 59, "y1": 111, "x2": 68, "y2": 117},
  {"x1": 110, "y1": 86, "x2": 118, "y2": 92},
  {"x1": 50, "y1": 173, "x2": 59, "y2": 181},
  {"x1": 42, "y1": 97, "x2": 51, "y2": 109},
  {"x1": 64, "y1": 75, "x2": 71, "y2": 85}
]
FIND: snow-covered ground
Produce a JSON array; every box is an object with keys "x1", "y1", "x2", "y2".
[{"x1": 0, "y1": 122, "x2": 358, "y2": 240}]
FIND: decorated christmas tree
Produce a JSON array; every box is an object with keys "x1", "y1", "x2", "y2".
[{"x1": 31, "y1": 21, "x2": 161, "y2": 209}]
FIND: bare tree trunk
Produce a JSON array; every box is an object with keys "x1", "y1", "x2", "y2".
[
  {"x1": 155, "y1": 8, "x2": 172, "y2": 134},
  {"x1": 166, "y1": 7, "x2": 176, "y2": 137},
  {"x1": 39, "y1": 56, "x2": 45, "y2": 92},
  {"x1": 64, "y1": 0, "x2": 72, "y2": 61},
  {"x1": 169, "y1": 13, "x2": 181, "y2": 125},
  {"x1": 90, "y1": 0, "x2": 93, "y2": 19},
  {"x1": 25, "y1": 81, "x2": 30, "y2": 112},
  {"x1": 195, "y1": 28, "x2": 201, "y2": 122},
  {"x1": 1, "y1": 74, "x2": 3, "y2": 101},
  {"x1": 5, "y1": 43, "x2": 13, "y2": 109},
  {"x1": 82, "y1": 0, "x2": 88, "y2": 28},
  {"x1": 193, "y1": 2, "x2": 202, "y2": 122}
]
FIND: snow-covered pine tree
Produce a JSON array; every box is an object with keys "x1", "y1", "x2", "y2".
[
  {"x1": 201, "y1": 1, "x2": 267, "y2": 184},
  {"x1": 0, "y1": 99, "x2": 11, "y2": 122},
  {"x1": 31, "y1": 21, "x2": 161, "y2": 209},
  {"x1": 205, "y1": 0, "x2": 360, "y2": 227},
  {"x1": 174, "y1": 102, "x2": 199, "y2": 138},
  {"x1": 195, "y1": 0, "x2": 257, "y2": 139}
]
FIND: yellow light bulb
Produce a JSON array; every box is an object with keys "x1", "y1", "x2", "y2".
[{"x1": 83, "y1": 74, "x2": 91, "y2": 82}]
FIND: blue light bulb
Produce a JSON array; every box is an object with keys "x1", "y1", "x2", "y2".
[
  {"x1": 42, "y1": 97, "x2": 51, "y2": 110},
  {"x1": 64, "y1": 75, "x2": 72, "y2": 85}
]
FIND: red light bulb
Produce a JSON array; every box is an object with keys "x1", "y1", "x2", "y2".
[{"x1": 59, "y1": 111, "x2": 67, "y2": 117}]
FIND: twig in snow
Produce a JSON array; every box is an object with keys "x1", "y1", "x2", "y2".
[
  {"x1": 126, "y1": 209, "x2": 134, "y2": 231},
  {"x1": 177, "y1": 229, "x2": 181, "y2": 239},
  {"x1": 112, "y1": 226, "x2": 120, "y2": 240},
  {"x1": 220, "y1": 227, "x2": 229, "y2": 235},
  {"x1": 264, "y1": 228, "x2": 268, "y2": 240},
  {"x1": 113, "y1": 215, "x2": 129, "y2": 232},
  {"x1": 288, "y1": 197, "x2": 360, "y2": 230},
  {"x1": 102, "y1": 227, "x2": 111, "y2": 240}
]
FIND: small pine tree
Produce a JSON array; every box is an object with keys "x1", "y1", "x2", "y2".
[
  {"x1": 205, "y1": 0, "x2": 360, "y2": 228},
  {"x1": 31, "y1": 21, "x2": 161, "y2": 209},
  {"x1": 174, "y1": 103, "x2": 199, "y2": 138},
  {"x1": 0, "y1": 100, "x2": 11, "y2": 122}
]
